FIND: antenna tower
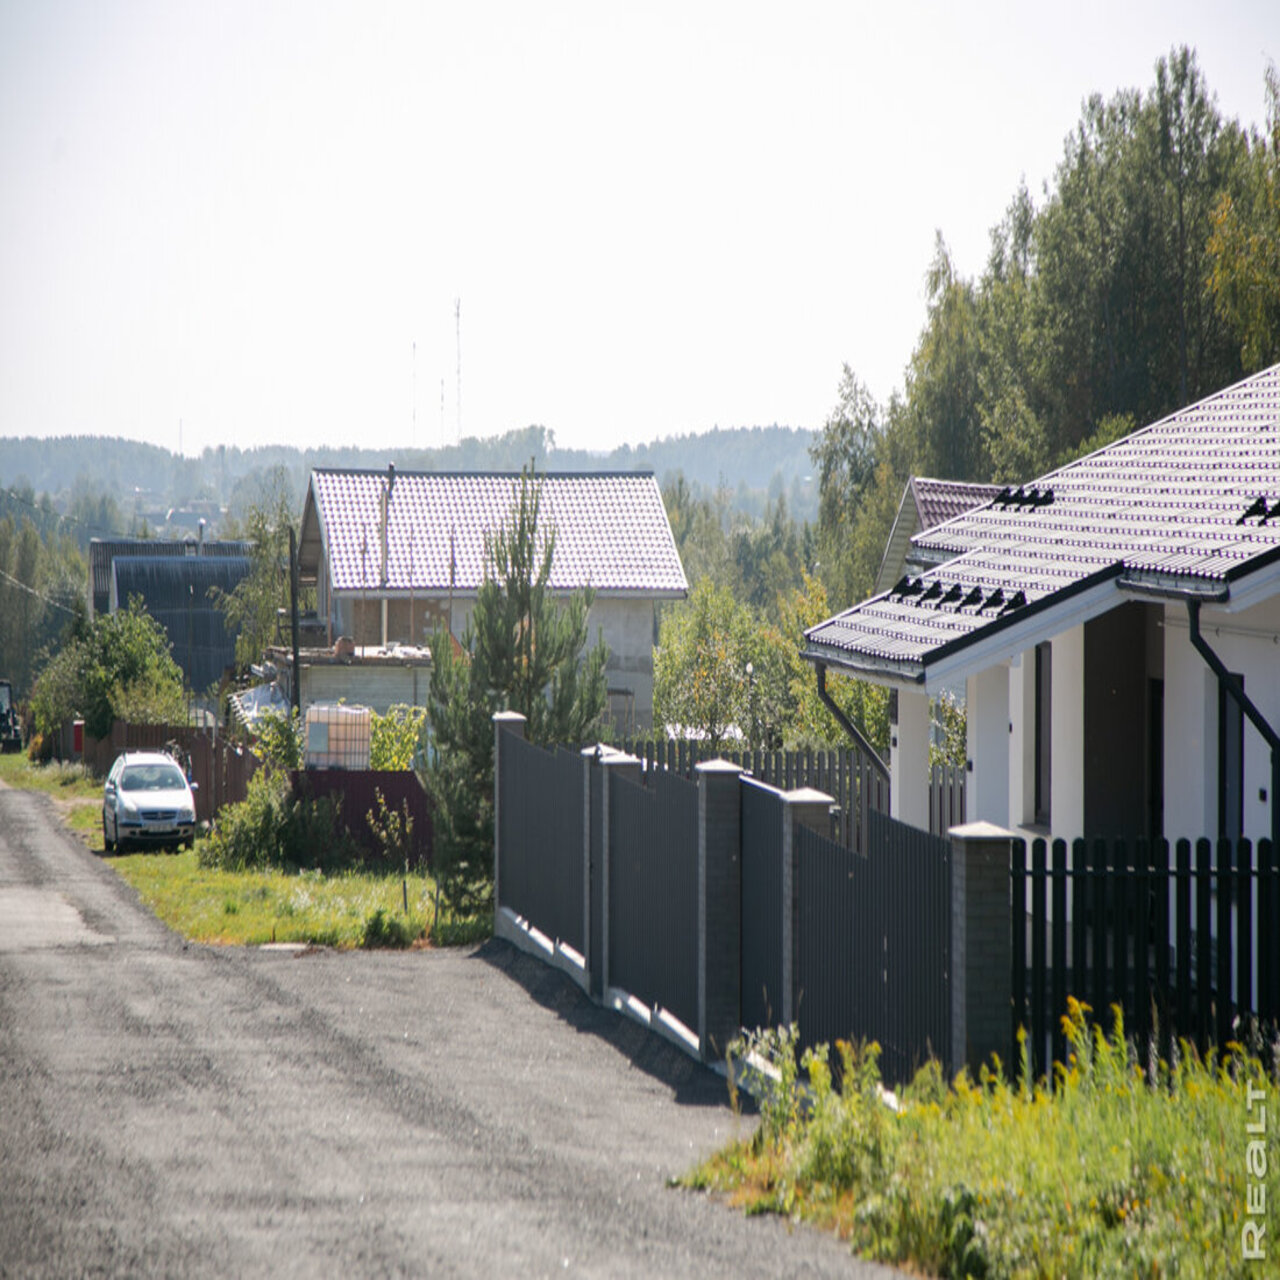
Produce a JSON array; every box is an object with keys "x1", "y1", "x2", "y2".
[{"x1": 455, "y1": 297, "x2": 462, "y2": 443}]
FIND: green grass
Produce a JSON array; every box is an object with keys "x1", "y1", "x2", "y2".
[
  {"x1": 1, "y1": 752, "x2": 489, "y2": 949},
  {"x1": 685, "y1": 1001, "x2": 1279, "y2": 1278},
  {"x1": 112, "y1": 849, "x2": 490, "y2": 948},
  {"x1": 0, "y1": 751, "x2": 103, "y2": 832}
]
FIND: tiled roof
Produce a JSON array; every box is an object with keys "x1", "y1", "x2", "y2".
[
  {"x1": 806, "y1": 364, "x2": 1280, "y2": 681},
  {"x1": 910, "y1": 477, "x2": 1003, "y2": 531},
  {"x1": 304, "y1": 469, "x2": 688, "y2": 596}
]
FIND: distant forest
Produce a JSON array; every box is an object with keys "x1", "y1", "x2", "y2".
[{"x1": 0, "y1": 422, "x2": 818, "y2": 542}]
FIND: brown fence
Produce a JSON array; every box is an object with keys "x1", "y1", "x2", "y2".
[
  {"x1": 293, "y1": 770, "x2": 433, "y2": 869},
  {"x1": 79, "y1": 720, "x2": 257, "y2": 824}
]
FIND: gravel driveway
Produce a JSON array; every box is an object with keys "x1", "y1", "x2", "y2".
[{"x1": 0, "y1": 783, "x2": 902, "y2": 1278}]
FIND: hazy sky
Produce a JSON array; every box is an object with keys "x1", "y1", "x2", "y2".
[{"x1": 1, "y1": 2, "x2": 1274, "y2": 459}]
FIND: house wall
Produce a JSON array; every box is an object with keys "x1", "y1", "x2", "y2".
[
  {"x1": 965, "y1": 665, "x2": 1010, "y2": 828},
  {"x1": 1163, "y1": 596, "x2": 1280, "y2": 843},
  {"x1": 1005, "y1": 625, "x2": 1084, "y2": 844},
  {"x1": 328, "y1": 592, "x2": 661, "y2": 730},
  {"x1": 300, "y1": 663, "x2": 432, "y2": 716}
]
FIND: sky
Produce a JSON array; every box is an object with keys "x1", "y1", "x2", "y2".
[{"x1": 0, "y1": 1, "x2": 1275, "y2": 461}]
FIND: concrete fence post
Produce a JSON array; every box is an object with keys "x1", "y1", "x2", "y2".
[
  {"x1": 597, "y1": 751, "x2": 641, "y2": 999},
  {"x1": 695, "y1": 759, "x2": 743, "y2": 1062},
  {"x1": 492, "y1": 711, "x2": 526, "y2": 913},
  {"x1": 780, "y1": 787, "x2": 836, "y2": 1030},
  {"x1": 948, "y1": 821, "x2": 1015, "y2": 1078}
]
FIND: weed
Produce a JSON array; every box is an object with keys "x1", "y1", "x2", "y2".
[{"x1": 687, "y1": 1001, "x2": 1280, "y2": 1278}]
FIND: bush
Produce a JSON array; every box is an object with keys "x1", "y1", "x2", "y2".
[{"x1": 200, "y1": 771, "x2": 357, "y2": 872}]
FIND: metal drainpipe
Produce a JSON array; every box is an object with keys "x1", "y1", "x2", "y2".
[
  {"x1": 815, "y1": 663, "x2": 889, "y2": 780},
  {"x1": 1186, "y1": 599, "x2": 1280, "y2": 852}
]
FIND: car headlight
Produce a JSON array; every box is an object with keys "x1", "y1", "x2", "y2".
[{"x1": 178, "y1": 806, "x2": 195, "y2": 823}]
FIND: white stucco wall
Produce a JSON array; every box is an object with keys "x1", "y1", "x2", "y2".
[
  {"x1": 966, "y1": 664, "x2": 1010, "y2": 828},
  {"x1": 1050, "y1": 625, "x2": 1085, "y2": 844},
  {"x1": 890, "y1": 687, "x2": 930, "y2": 829},
  {"x1": 1163, "y1": 597, "x2": 1280, "y2": 843}
]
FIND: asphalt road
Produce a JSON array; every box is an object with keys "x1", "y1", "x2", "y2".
[{"x1": 0, "y1": 783, "x2": 902, "y2": 1279}]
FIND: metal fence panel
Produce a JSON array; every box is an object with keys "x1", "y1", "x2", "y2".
[
  {"x1": 607, "y1": 768, "x2": 699, "y2": 1030},
  {"x1": 796, "y1": 810, "x2": 950, "y2": 1085},
  {"x1": 740, "y1": 779, "x2": 785, "y2": 1033},
  {"x1": 499, "y1": 735, "x2": 585, "y2": 952}
]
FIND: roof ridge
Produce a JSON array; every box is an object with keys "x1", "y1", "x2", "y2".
[{"x1": 310, "y1": 466, "x2": 657, "y2": 480}]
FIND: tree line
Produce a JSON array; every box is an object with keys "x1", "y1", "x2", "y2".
[{"x1": 656, "y1": 48, "x2": 1280, "y2": 755}]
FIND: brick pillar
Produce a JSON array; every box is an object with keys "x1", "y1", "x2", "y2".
[
  {"x1": 598, "y1": 751, "x2": 641, "y2": 998},
  {"x1": 949, "y1": 820, "x2": 1014, "y2": 1077},
  {"x1": 696, "y1": 759, "x2": 743, "y2": 1062},
  {"x1": 492, "y1": 711, "x2": 526, "y2": 912},
  {"x1": 781, "y1": 787, "x2": 835, "y2": 1030}
]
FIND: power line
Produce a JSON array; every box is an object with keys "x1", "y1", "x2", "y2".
[{"x1": 0, "y1": 566, "x2": 78, "y2": 615}]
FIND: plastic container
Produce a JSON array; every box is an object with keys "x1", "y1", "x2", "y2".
[{"x1": 303, "y1": 704, "x2": 371, "y2": 770}]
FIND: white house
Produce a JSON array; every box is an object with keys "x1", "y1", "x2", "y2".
[
  {"x1": 804, "y1": 365, "x2": 1280, "y2": 848},
  {"x1": 296, "y1": 466, "x2": 688, "y2": 731}
]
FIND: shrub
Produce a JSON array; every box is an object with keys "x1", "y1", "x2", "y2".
[{"x1": 200, "y1": 771, "x2": 357, "y2": 872}]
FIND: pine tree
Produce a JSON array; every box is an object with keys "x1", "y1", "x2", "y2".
[{"x1": 420, "y1": 465, "x2": 608, "y2": 915}]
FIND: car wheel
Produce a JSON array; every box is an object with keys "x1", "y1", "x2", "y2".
[{"x1": 103, "y1": 817, "x2": 115, "y2": 854}]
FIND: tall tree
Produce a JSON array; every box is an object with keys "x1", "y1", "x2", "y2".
[
  {"x1": 1209, "y1": 62, "x2": 1280, "y2": 371},
  {"x1": 420, "y1": 466, "x2": 608, "y2": 913}
]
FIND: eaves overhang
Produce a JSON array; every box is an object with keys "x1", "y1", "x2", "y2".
[{"x1": 804, "y1": 564, "x2": 1126, "y2": 693}]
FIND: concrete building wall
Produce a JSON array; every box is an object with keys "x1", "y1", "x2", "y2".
[{"x1": 329, "y1": 591, "x2": 661, "y2": 730}]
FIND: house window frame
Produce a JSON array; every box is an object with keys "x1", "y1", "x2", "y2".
[
  {"x1": 1034, "y1": 641, "x2": 1052, "y2": 826},
  {"x1": 1218, "y1": 672, "x2": 1245, "y2": 840}
]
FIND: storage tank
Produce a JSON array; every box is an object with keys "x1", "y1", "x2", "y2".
[{"x1": 303, "y1": 704, "x2": 371, "y2": 770}]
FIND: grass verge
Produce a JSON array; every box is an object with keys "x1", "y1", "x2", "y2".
[
  {"x1": 683, "y1": 1000, "x2": 1278, "y2": 1279},
  {"x1": 112, "y1": 850, "x2": 491, "y2": 948},
  {"x1": 1, "y1": 752, "x2": 489, "y2": 948}
]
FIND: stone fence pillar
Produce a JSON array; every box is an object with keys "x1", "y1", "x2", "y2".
[{"x1": 949, "y1": 820, "x2": 1015, "y2": 1077}]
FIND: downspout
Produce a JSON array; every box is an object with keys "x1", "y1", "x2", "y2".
[
  {"x1": 1187, "y1": 599, "x2": 1280, "y2": 852},
  {"x1": 816, "y1": 663, "x2": 889, "y2": 780},
  {"x1": 288, "y1": 524, "x2": 301, "y2": 719}
]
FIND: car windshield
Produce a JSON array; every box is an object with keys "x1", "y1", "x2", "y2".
[{"x1": 120, "y1": 763, "x2": 187, "y2": 792}]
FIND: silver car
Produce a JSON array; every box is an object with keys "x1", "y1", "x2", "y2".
[{"x1": 102, "y1": 751, "x2": 198, "y2": 853}]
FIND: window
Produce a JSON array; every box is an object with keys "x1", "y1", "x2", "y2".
[
  {"x1": 1219, "y1": 675, "x2": 1244, "y2": 840},
  {"x1": 1034, "y1": 642, "x2": 1052, "y2": 826}
]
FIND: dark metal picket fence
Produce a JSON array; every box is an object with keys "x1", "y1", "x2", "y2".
[
  {"x1": 620, "y1": 739, "x2": 893, "y2": 851},
  {"x1": 1013, "y1": 835, "x2": 1280, "y2": 1079}
]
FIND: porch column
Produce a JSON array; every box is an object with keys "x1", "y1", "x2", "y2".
[
  {"x1": 967, "y1": 664, "x2": 1010, "y2": 827},
  {"x1": 890, "y1": 687, "x2": 930, "y2": 830}
]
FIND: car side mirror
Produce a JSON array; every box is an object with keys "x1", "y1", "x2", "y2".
[{"x1": 189, "y1": 780, "x2": 199, "y2": 792}]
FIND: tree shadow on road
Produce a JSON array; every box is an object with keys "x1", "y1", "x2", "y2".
[{"x1": 474, "y1": 937, "x2": 753, "y2": 1114}]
